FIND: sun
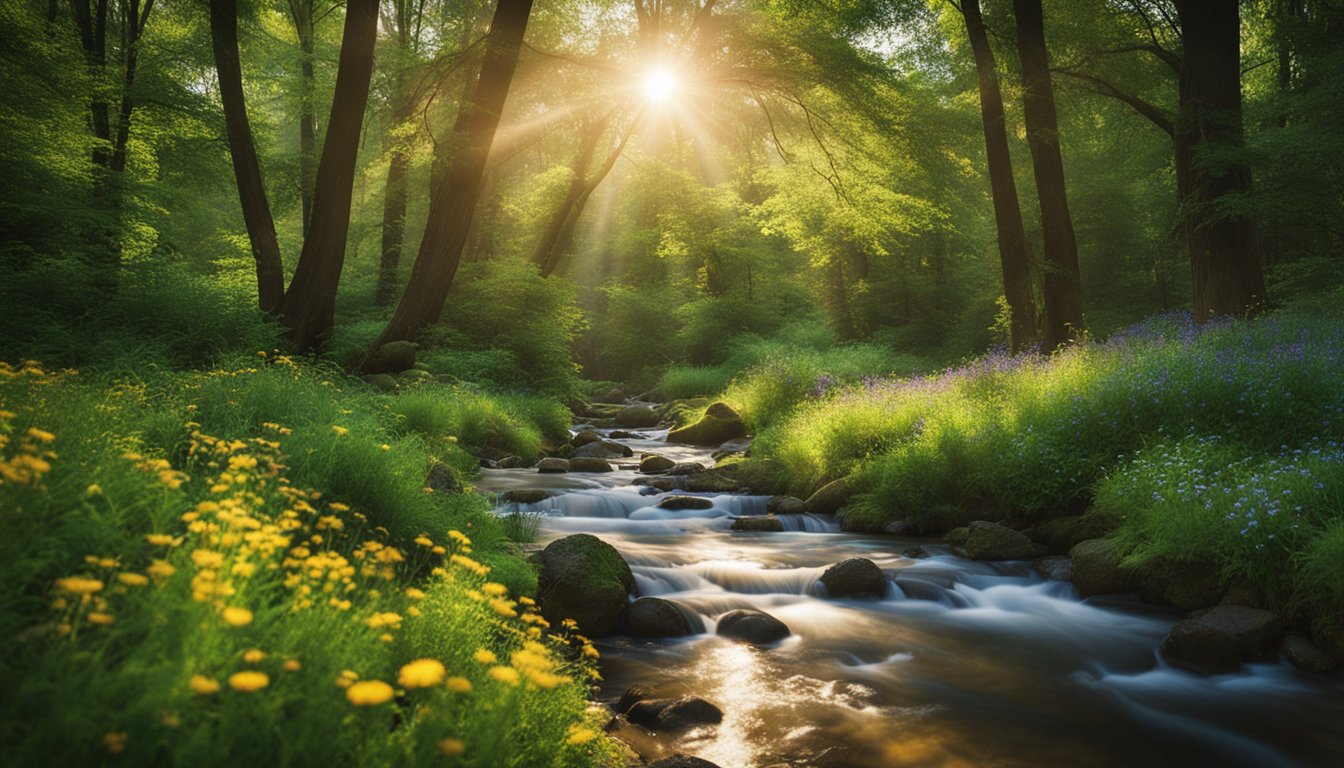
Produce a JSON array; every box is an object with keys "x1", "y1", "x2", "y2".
[{"x1": 641, "y1": 68, "x2": 680, "y2": 105}]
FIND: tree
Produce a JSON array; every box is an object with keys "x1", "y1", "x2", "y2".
[
  {"x1": 1013, "y1": 0, "x2": 1084, "y2": 349},
  {"x1": 366, "y1": 0, "x2": 534, "y2": 359},
  {"x1": 955, "y1": 0, "x2": 1037, "y2": 352}
]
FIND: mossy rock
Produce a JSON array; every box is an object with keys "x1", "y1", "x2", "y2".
[
  {"x1": 667, "y1": 402, "x2": 746, "y2": 446},
  {"x1": 615, "y1": 404, "x2": 661, "y2": 428},
  {"x1": 804, "y1": 478, "x2": 849, "y2": 515},
  {"x1": 537, "y1": 534, "x2": 636, "y2": 637},
  {"x1": 360, "y1": 340, "x2": 418, "y2": 374}
]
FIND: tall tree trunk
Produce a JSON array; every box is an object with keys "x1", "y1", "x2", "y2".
[
  {"x1": 960, "y1": 0, "x2": 1036, "y2": 353},
  {"x1": 279, "y1": 0, "x2": 379, "y2": 350},
  {"x1": 1174, "y1": 0, "x2": 1267, "y2": 320},
  {"x1": 209, "y1": 0, "x2": 285, "y2": 312},
  {"x1": 1013, "y1": 0, "x2": 1084, "y2": 351},
  {"x1": 290, "y1": 0, "x2": 317, "y2": 234},
  {"x1": 377, "y1": 4, "x2": 415, "y2": 306},
  {"x1": 109, "y1": 0, "x2": 150, "y2": 173},
  {"x1": 367, "y1": 0, "x2": 533, "y2": 357}
]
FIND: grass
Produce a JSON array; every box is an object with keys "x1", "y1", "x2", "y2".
[{"x1": 0, "y1": 358, "x2": 616, "y2": 767}]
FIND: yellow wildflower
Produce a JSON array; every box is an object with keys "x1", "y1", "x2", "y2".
[
  {"x1": 283, "y1": 659, "x2": 302, "y2": 672},
  {"x1": 473, "y1": 649, "x2": 496, "y2": 664},
  {"x1": 489, "y1": 666, "x2": 520, "y2": 687},
  {"x1": 398, "y1": 659, "x2": 446, "y2": 689},
  {"x1": 438, "y1": 738, "x2": 466, "y2": 756},
  {"x1": 228, "y1": 671, "x2": 269, "y2": 692},
  {"x1": 331, "y1": 426, "x2": 349, "y2": 436},
  {"x1": 404, "y1": 588, "x2": 426, "y2": 600},
  {"x1": 345, "y1": 679, "x2": 394, "y2": 706},
  {"x1": 567, "y1": 726, "x2": 598, "y2": 746},
  {"x1": 147, "y1": 560, "x2": 176, "y2": 581},
  {"x1": 117, "y1": 573, "x2": 149, "y2": 587},
  {"x1": 103, "y1": 731, "x2": 128, "y2": 754},
  {"x1": 26, "y1": 427, "x2": 55, "y2": 444},
  {"x1": 189, "y1": 675, "x2": 221, "y2": 695},
  {"x1": 87, "y1": 612, "x2": 116, "y2": 625},
  {"x1": 55, "y1": 576, "x2": 104, "y2": 595},
  {"x1": 192, "y1": 550, "x2": 224, "y2": 569},
  {"x1": 445, "y1": 676, "x2": 472, "y2": 694},
  {"x1": 145, "y1": 534, "x2": 177, "y2": 546},
  {"x1": 85, "y1": 484, "x2": 103, "y2": 496},
  {"x1": 221, "y1": 606, "x2": 253, "y2": 626},
  {"x1": 482, "y1": 582, "x2": 508, "y2": 597},
  {"x1": 243, "y1": 649, "x2": 266, "y2": 664}
]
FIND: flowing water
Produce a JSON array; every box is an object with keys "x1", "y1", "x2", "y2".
[{"x1": 478, "y1": 426, "x2": 1344, "y2": 768}]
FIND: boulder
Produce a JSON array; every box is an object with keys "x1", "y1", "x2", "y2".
[
  {"x1": 961, "y1": 521, "x2": 1037, "y2": 560},
  {"x1": 1280, "y1": 633, "x2": 1339, "y2": 674},
  {"x1": 595, "y1": 387, "x2": 627, "y2": 404},
  {"x1": 1161, "y1": 620, "x2": 1242, "y2": 674},
  {"x1": 616, "y1": 684, "x2": 655, "y2": 715},
  {"x1": 819, "y1": 557, "x2": 887, "y2": 599},
  {"x1": 608, "y1": 430, "x2": 647, "y2": 439},
  {"x1": 1022, "y1": 513, "x2": 1116, "y2": 554},
  {"x1": 639, "y1": 454, "x2": 677, "y2": 474},
  {"x1": 666, "y1": 462, "x2": 708, "y2": 476},
  {"x1": 502, "y1": 489, "x2": 552, "y2": 505},
  {"x1": 684, "y1": 474, "x2": 739, "y2": 493},
  {"x1": 730, "y1": 516, "x2": 784, "y2": 532},
  {"x1": 657, "y1": 496, "x2": 715, "y2": 511},
  {"x1": 716, "y1": 609, "x2": 790, "y2": 645},
  {"x1": 626, "y1": 696, "x2": 723, "y2": 731},
  {"x1": 649, "y1": 757, "x2": 723, "y2": 768},
  {"x1": 1070, "y1": 538, "x2": 1131, "y2": 598},
  {"x1": 555, "y1": 444, "x2": 576, "y2": 459},
  {"x1": 1132, "y1": 557, "x2": 1226, "y2": 611},
  {"x1": 496, "y1": 456, "x2": 526, "y2": 469},
  {"x1": 667, "y1": 403, "x2": 747, "y2": 446},
  {"x1": 536, "y1": 458, "x2": 570, "y2": 474},
  {"x1": 902, "y1": 546, "x2": 931, "y2": 560},
  {"x1": 1190, "y1": 606, "x2": 1283, "y2": 657},
  {"x1": 568, "y1": 457, "x2": 614, "y2": 473},
  {"x1": 425, "y1": 463, "x2": 461, "y2": 494},
  {"x1": 770, "y1": 497, "x2": 807, "y2": 516},
  {"x1": 361, "y1": 340, "x2": 418, "y2": 375},
  {"x1": 634, "y1": 476, "x2": 687, "y2": 492},
  {"x1": 1035, "y1": 556, "x2": 1073, "y2": 582},
  {"x1": 944, "y1": 527, "x2": 969, "y2": 549},
  {"x1": 626, "y1": 597, "x2": 701, "y2": 638},
  {"x1": 573, "y1": 439, "x2": 634, "y2": 459},
  {"x1": 804, "y1": 479, "x2": 849, "y2": 515},
  {"x1": 537, "y1": 534, "x2": 636, "y2": 637},
  {"x1": 364, "y1": 373, "x2": 398, "y2": 392},
  {"x1": 570, "y1": 430, "x2": 603, "y2": 448},
  {"x1": 615, "y1": 405, "x2": 661, "y2": 428}
]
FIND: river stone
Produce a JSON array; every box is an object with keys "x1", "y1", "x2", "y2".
[
  {"x1": 1161, "y1": 620, "x2": 1242, "y2": 674},
  {"x1": 1070, "y1": 538, "x2": 1131, "y2": 597},
  {"x1": 616, "y1": 683, "x2": 655, "y2": 714},
  {"x1": 536, "y1": 457, "x2": 570, "y2": 473},
  {"x1": 666, "y1": 462, "x2": 708, "y2": 476},
  {"x1": 667, "y1": 402, "x2": 747, "y2": 446},
  {"x1": 1023, "y1": 513, "x2": 1116, "y2": 554},
  {"x1": 649, "y1": 757, "x2": 723, "y2": 768},
  {"x1": 635, "y1": 476, "x2": 687, "y2": 492},
  {"x1": 902, "y1": 546, "x2": 931, "y2": 559},
  {"x1": 627, "y1": 597, "x2": 701, "y2": 638},
  {"x1": 609, "y1": 430, "x2": 647, "y2": 439},
  {"x1": 571, "y1": 429, "x2": 603, "y2": 448},
  {"x1": 819, "y1": 557, "x2": 887, "y2": 599},
  {"x1": 502, "y1": 489, "x2": 552, "y2": 504},
  {"x1": 803, "y1": 479, "x2": 849, "y2": 515},
  {"x1": 496, "y1": 455, "x2": 525, "y2": 469},
  {"x1": 731, "y1": 516, "x2": 784, "y2": 532},
  {"x1": 771, "y1": 497, "x2": 807, "y2": 515},
  {"x1": 640, "y1": 454, "x2": 677, "y2": 473},
  {"x1": 615, "y1": 405, "x2": 661, "y2": 428},
  {"x1": 684, "y1": 473, "x2": 739, "y2": 493},
  {"x1": 596, "y1": 387, "x2": 627, "y2": 404},
  {"x1": 1132, "y1": 557, "x2": 1226, "y2": 611},
  {"x1": 568, "y1": 457, "x2": 614, "y2": 473},
  {"x1": 961, "y1": 521, "x2": 1036, "y2": 560},
  {"x1": 1035, "y1": 556, "x2": 1073, "y2": 582},
  {"x1": 361, "y1": 339, "x2": 417, "y2": 374},
  {"x1": 657, "y1": 495, "x2": 715, "y2": 511},
  {"x1": 537, "y1": 534, "x2": 636, "y2": 637},
  {"x1": 1280, "y1": 633, "x2": 1339, "y2": 674},
  {"x1": 572, "y1": 439, "x2": 633, "y2": 459},
  {"x1": 425, "y1": 463, "x2": 461, "y2": 494},
  {"x1": 945, "y1": 527, "x2": 969, "y2": 549},
  {"x1": 1189, "y1": 606, "x2": 1283, "y2": 657},
  {"x1": 627, "y1": 696, "x2": 724, "y2": 730},
  {"x1": 716, "y1": 609, "x2": 790, "y2": 645}
]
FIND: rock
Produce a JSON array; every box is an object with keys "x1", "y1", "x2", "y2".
[
  {"x1": 608, "y1": 430, "x2": 646, "y2": 439},
  {"x1": 361, "y1": 340, "x2": 418, "y2": 374},
  {"x1": 649, "y1": 757, "x2": 723, "y2": 768},
  {"x1": 536, "y1": 457, "x2": 570, "y2": 474},
  {"x1": 819, "y1": 558, "x2": 887, "y2": 599},
  {"x1": 666, "y1": 462, "x2": 708, "y2": 476},
  {"x1": 1022, "y1": 513, "x2": 1117, "y2": 554},
  {"x1": 804, "y1": 479, "x2": 849, "y2": 515},
  {"x1": 657, "y1": 495, "x2": 715, "y2": 511},
  {"x1": 944, "y1": 527, "x2": 969, "y2": 549},
  {"x1": 616, "y1": 684, "x2": 654, "y2": 715},
  {"x1": 425, "y1": 463, "x2": 461, "y2": 494},
  {"x1": 496, "y1": 455, "x2": 525, "y2": 469},
  {"x1": 884, "y1": 520, "x2": 914, "y2": 535},
  {"x1": 1190, "y1": 606, "x2": 1283, "y2": 657},
  {"x1": 684, "y1": 474, "x2": 739, "y2": 493},
  {"x1": 731, "y1": 516, "x2": 784, "y2": 532},
  {"x1": 1161, "y1": 620, "x2": 1242, "y2": 674},
  {"x1": 475, "y1": 446, "x2": 511, "y2": 462},
  {"x1": 1219, "y1": 577, "x2": 1267, "y2": 609},
  {"x1": 771, "y1": 497, "x2": 807, "y2": 515},
  {"x1": 397, "y1": 368, "x2": 434, "y2": 385},
  {"x1": 902, "y1": 546, "x2": 931, "y2": 559},
  {"x1": 568, "y1": 457, "x2": 614, "y2": 473},
  {"x1": 961, "y1": 521, "x2": 1036, "y2": 560},
  {"x1": 634, "y1": 476, "x2": 687, "y2": 492},
  {"x1": 502, "y1": 489, "x2": 552, "y2": 504},
  {"x1": 639, "y1": 454, "x2": 677, "y2": 474},
  {"x1": 595, "y1": 387, "x2": 626, "y2": 404},
  {"x1": 537, "y1": 534, "x2": 637, "y2": 637},
  {"x1": 571, "y1": 430, "x2": 603, "y2": 448},
  {"x1": 364, "y1": 373, "x2": 398, "y2": 392},
  {"x1": 627, "y1": 696, "x2": 723, "y2": 730},
  {"x1": 1132, "y1": 557, "x2": 1226, "y2": 611},
  {"x1": 626, "y1": 597, "x2": 701, "y2": 638},
  {"x1": 667, "y1": 402, "x2": 747, "y2": 446},
  {"x1": 572, "y1": 439, "x2": 634, "y2": 459},
  {"x1": 1035, "y1": 556, "x2": 1073, "y2": 582},
  {"x1": 895, "y1": 578, "x2": 946, "y2": 602},
  {"x1": 555, "y1": 444, "x2": 576, "y2": 459},
  {"x1": 615, "y1": 405, "x2": 661, "y2": 428},
  {"x1": 1280, "y1": 633, "x2": 1338, "y2": 674},
  {"x1": 716, "y1": 609, "x2": 790, "y2": 645},
  {"x1": 1070, "y1": 538, "x2": 1131, "y2": 598}
]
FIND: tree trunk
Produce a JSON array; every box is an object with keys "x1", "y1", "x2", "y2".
[
  {"x1": 1013, "y1": 0, "x2": 1084, "y2": 351},
  {"x1": 209, "y1": 0, "x2": 286, "y2": 312},
  {"x1": 367, "y1": 0, "x2": 533, "y2": 356},
  {"x1": 109, "y1": 0, "x2": 150, "y2": 173},
  {"x1": 278, "y1": 0, "x2": 380, "y2": 349},
  {"x1": 377, "y1": 6, "x2": 415, "y2": 306},
  {"x1": 1174, "y1": 0, "x2": 1267, "y2": 320},
  {"x1": 960, "y1": 0, "x2": 1036, "y2": 353},
  {"x1": 290, "y1": 0, "x2": 317, "y2": 235}
]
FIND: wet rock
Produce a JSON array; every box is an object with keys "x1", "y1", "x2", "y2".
[
  {"x1": 361, "y1": 340, "x2": 417, "y2": 374},
  {"x1": 1035, "y1": 556, "x2": 1073, "y2": 582},
  {"x1": 1022, "y1": 513, "x2": 1117, "y2": 554},
  {"x1": 609, "y1": 430, "x2": 647, "y2": 439},
  {"x1": 573, "y1": 439, "x2": 634, "y2": 459},
  {"x1": 1190, "y1": 606, "x2": 1283, "y2": 657},
  {"x1": 1280, "y1": 633, "x2": 1339, "y2": 674},
  {"x1": 627, "y1": 696, "x2": 723, "y2": 731},
  {"x1": 536, "y1": 457, "x2": 570, "y2": 473},
  {"x1": 634, "y1": 476, "x2": 687, "y2": 492},
  {"x1": 626, "y1": 597, "x2": 701, "y2": 638},
  {"x1": 502, "y1": 489, "x2": 552, "y2": 504},
  {"x1": 902, "y1": 546, "x2": 931, "y2": 559},
  {"x1": 684, "y1": 473, "x2": 739, "y2": 493},
  {"x1": 657, "y1": 495, "x2": 715, "y2": 511},
  {"x1": 1161, "y1": 620, "x2": 1242, "y2": 674},
  {"x1": 716, "y1": 609, "x2": 790, "y2": 645},
  {"x1": 819, "y1": 557, "x2": 887, "y2": 599},
  {"x1": 884, "y1": 520, "x2": 914, "y2": 535},
  {"x1": 595, "y1": 387, "x2": 627, "y2": 404},
  {"x1": 537, "y1": 534, "x2": 636, "y2": 637},
  {"x1": 667, "y1": 402, "x2": 747, "y2": 446},
  {"x1": 571, "y1": 429, "x2": 603, "y2": 448},
  {"x1": 616, "y1": 683, "x2": 654, "y2": 714},
  {"x1": 769, "y1": 496, "x2": 807, "y2": 515},
  {"x1": 666, "y1": 462, "x2": 708, "y2": 476},
  {"x1": 568, "y1": 457, "x2": 614, "y2": 473},
  {"x1": 615, "y1": 405, "x2": 661, "y2": 428},
  {"x1": 555, "y1": 444, "x2": 576, "y2": 459},
  {"x1": 649, "y1": 757, "x2": 723, "y2": 768},
  {"x1": 638, "y1": 485, "x2": 661, "y2": 496},
  {"x1": 730, "y1": 516, "x2": 784, "y2": 532},
  {"x1": 496, "y1": 455, "x2": 525, "y2": 469},
  {"x1": 1132, "y1": 556, "x2": 1226, "y2": 611},
  {"x1": 803, "y1": 479, "x2": 849, "y2": 515},
  {"x1": 961, "y1": 521, "x2": 1036, "y2": 560},
  {"x1": 425, "y1": 463, "x2": 461, "y2": 494},
  {"x1": 895, "y1": 578, "x2": 946, "y2": 602},
  {"x1": 1069, "y1": 538, "x2": 1131, "y2": 597},
  {"x1": 639, "y1": 454, "x2": 676, "y2": 474},
  {"x1": 944, "y1": 527, "x2": 969, "y2": 549}
]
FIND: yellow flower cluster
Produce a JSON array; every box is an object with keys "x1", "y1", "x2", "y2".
[{"x1": 0, "y1": 395, "x2": 58, "y2": 486}]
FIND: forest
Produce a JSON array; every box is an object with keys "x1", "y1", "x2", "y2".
[{"x1": 1, "y1": 0, "x2": 1342, "y2": 765}]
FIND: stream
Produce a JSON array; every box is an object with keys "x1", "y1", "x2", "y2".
[{"x1": 477, "y1": 425, "x2": 1344, "y2": 767}]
